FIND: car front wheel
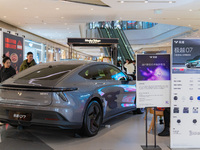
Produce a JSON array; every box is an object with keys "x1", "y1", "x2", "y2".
[{"x1": 83, "y1": 101, "x2": 102, "y2": 137}]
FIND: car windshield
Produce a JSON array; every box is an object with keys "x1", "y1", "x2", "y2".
[{"x1": 14, "y1": 65, "x2": 81, "y2": 86}]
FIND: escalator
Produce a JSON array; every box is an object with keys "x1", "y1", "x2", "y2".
[{"x1": 97, "y1": 28, "x2": 134, "y2": 63}]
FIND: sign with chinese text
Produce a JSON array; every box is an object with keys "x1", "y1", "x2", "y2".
[
  {"x1": 171, "y1": 39, "x2": 200, "y2": 148},
  {"x1": 136, "y1": 54, "x2": 170, "y2": 108},
  {"x1": 3, "y1": 32, "x2": 24, "y2": 73}
]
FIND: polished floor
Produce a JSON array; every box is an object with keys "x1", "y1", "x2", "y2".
[{"x1": 0, "y1": 112, "x2": 192, "y2": 150}]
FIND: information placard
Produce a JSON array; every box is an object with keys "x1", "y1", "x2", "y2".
[
  {"x1": 171, "y1": 39, "x2": 200, "y2": 148},
  {"x1": 136, "y1": 54, "x2": 170, "y2": 108},
  {"x1": 3, "y1": 32, "x2": 24, "y2": 73}
]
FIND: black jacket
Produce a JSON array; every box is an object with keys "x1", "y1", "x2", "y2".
[{"x1": 0, "y1": 66, "x2": 16, "y2": 82}]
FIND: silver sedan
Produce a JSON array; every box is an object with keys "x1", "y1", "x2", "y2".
[{"x1": 0, "y1": 61, "x2": 141, "y2": 136}]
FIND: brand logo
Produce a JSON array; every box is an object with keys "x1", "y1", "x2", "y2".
[
  {"x1": 85, "y1": 39, "x2": 101, "y2": 43},
  {"x1": 13, "y1": 114, "x2": 26, "y2": 119},
  {"x1": 18, "y1": 92, "x2": 22, "y2": 96},
  {"x1": 174, "y1": 40, "x2": 184, "y2": 44},
  {"x1": 17, "y1": 40, "x2": 23, "y2": 50}
]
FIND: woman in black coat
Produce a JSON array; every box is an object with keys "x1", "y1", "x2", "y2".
[{"x1": 0, "y1": 56, "x2": 16, "y2": 82}]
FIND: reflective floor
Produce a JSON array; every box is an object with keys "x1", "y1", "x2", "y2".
[{"x1": 0, "y1": 112, "x2": 183, "y2": 150}]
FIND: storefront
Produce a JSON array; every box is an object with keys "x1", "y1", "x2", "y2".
[{"x1": 25, "y1": 40, "x2": 45, "y2": 64}]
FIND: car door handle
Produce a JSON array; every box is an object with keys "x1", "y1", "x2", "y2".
[{"x1": 95, "y1": 83, "x2": 106, "y2": 85}]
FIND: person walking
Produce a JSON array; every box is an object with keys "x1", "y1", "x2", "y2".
[
  {"x1": 19, "y1": 52, "x2": 36, "y2": 72},
  {"x1": 124, "y1": 59, "x2": 135, "y2": 78},
  {"x1": 158, "y1": 108, "x2": 170, "y2": 136},
  {"x1": 0, "y1": 56, "x2": 16, "y2": 83}
]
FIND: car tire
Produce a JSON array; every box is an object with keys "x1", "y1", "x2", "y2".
[
  {"x1": 83, "y1": 101, "x2": 102, "y2": 137},
  {"x1": 187, "y1": 64, "x2": 191, "y2": 68},
  {"x1": 133, "y1": 108, "x2": 145, "y2": 114}
]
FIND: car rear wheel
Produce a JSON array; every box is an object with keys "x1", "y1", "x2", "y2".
[{"x1": 83, "y1": 101, "x2": 102, "y2": 137}]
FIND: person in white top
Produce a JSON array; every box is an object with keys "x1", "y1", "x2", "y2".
[{"x1": 124, "y1": 59, "x2": 135, "y2": 75}]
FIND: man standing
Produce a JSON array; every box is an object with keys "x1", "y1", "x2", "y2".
[{"x1": 19, "y1": 52, "x2": 36, "y2": 72}]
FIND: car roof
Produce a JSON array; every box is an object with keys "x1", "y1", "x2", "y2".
[{"x1": 38, "y1": 60, "x2": 111, "y2": 66}]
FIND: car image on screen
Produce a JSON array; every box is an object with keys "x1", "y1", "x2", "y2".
[
  {"x1": 0, "y1": 60, "x2": 142, "y2": 137},
  {"x1": 185, "y1": 55, "x2": 200, "y2": 68}
]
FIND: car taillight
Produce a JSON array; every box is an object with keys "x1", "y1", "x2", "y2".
[{"x1": 57, "y1": 92, "x2": 69, "y2": 102}]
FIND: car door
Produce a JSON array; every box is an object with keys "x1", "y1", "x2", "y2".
[{"x1": 98, "y1": 64, "x2": 136, "y2": 118}]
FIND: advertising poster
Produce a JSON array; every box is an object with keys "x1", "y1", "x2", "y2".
[
  {"x1": 3, "y1": 32, "x2": 24, "y2": 73},
  {"x1": 171, "y1": 39, "x2": 200, "y2": 148},
  {"x1": 136, "y1": 54, "x2": 170, "y2": 108},
  {"x1": 0, "y1": 31, "x2": 2, "y2": 65}
]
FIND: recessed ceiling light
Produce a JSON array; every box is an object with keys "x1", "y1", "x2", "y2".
[
  {"x1": 120, "y1": 1, "x2": 124, "y2": 3},
  {"x1": 3, "y1": 16, "x2": 7, "y2": 18},
  {"x1": 91, "y1": 8, "x2": 94, "y2": 11},
  {"x1": 24, "y1": 7, "x2": 28, "y2": 10},
  {"x1": 56, "y1": 8, "x2": 60, "y2": 10},
  {"x1": 144, "y1": 0, "x2": 148, "y2": 3},
  {"x1": 177, "y1": 18, "x2": 180, "y2": 20},
  {"x1": 61, "y1": 16, "x2": 64, "y2": 19},
  {"x1": 189, "y1": 9, "x2": 192, "y2": 12},
  {"x1": 35, "y1": 16, "x2": 39, "y2": 18},
  {"x1": 169, "y1": 1, "x2": 172, "y2": 3}
]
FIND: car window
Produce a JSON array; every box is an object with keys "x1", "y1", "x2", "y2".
[
  {"x1": 79, "y1": 64, "x2": 127, "y2": 81},
  {"x1": 14, "y1": 65, "x2": 81, "y2": 86},
  {"x1": 104, "y1": 65, "x2": 127, "y2": 81},
  {"x1": 79, "y1": 65, "x2": 106, "y2": 80}
]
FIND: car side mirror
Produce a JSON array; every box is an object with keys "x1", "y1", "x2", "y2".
[{"x1": 127, "y1": 75, "x2": 133, "y2": 81}]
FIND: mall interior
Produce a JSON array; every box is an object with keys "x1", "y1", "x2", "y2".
[{"x1": 0, "y1": 0, "x2": 200, "y2": 150}]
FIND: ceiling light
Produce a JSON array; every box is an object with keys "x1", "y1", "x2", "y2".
[
  {"x1": 44, "y1": 22, "x2": 47, "y2": 24},
  {"x1": 64, "y1": 23, "x2": 67, "y2": 25},
  {"x1": 144, "y1": 0, "x2": 148, "y2": 3},
  {"x1": 120, "y1": 1, "x2": 124, "y2": 3},
  {"x1": 56, "y1": 8, "x2": 60, "y2": 10},
  {"x1": 61, "y1": 17, "x2": 64, "y2": 19},
  {"x1": 91, "y1": 8, "x2": 94, "y2": 11},
  {"x1": 189, "y1": 9, "x2": 192, "y2": 12},
  {"x1": 35, "y1": 16, "x2": 39, "y2": 18},
  {"x1": 169, "y1": 1, "x2": 172, "y2": 3},
  {"x1": 188, "y1": 24, "x2": 191, "y2": 26},
  {"x1": 3, "y1": 16, "x2": 6, "y2": 18},
  {"x1": 177, "y1": 18, "x2": 180, "y2": 20},
  {"x1": 24, "y1": 7, "x2": 28, "y2": 10}
]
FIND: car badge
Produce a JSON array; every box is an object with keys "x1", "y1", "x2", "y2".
[{"x1": 18, "y1": 92, "x2": 22, "y2": 96}]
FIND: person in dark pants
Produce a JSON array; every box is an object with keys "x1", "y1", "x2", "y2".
[
  {"x1": 0, "y1": 56, "x2": 16, "y2": 83},
  {"x1": 0, "y1": 55, "x2": 16, "y2": 126},
  {"x1": 158, "y1": 108, "x2": 170, "y2": 136}
]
